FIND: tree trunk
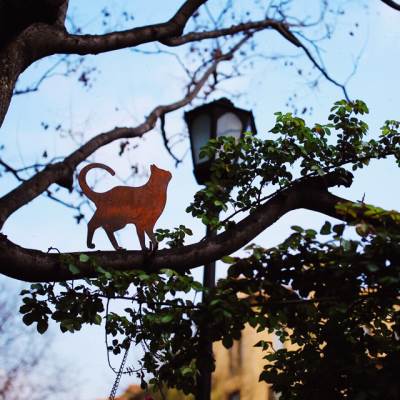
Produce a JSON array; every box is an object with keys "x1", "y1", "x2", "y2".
[{"x1": 0, "y1": 44, "x2": 25, "y2": 128}]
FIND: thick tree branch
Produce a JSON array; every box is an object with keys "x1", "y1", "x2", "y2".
[
  {"x1": 160, "y1": 19, "x2": 301, "y2": 46},
  {"x1": 55, "y1": 0, "x2": 69, "y2": 26},
  {"x1": 380, "y1": 0, "x2": 400, "y2": 11},
  {"x1": 0, "y1": 175, "x2": 357, "y2": 283},
  {"x1": 33, "y1": 0, "x2": 208, "y2": 57},
  {"x1": 0, "y1": 3, "x2": 349, "y2": 129},
  {"x1": 0, "y1": 1, "x2": 205, "y2": 127},
  {"x1": 0, "y1": 39, "x2": 247, "y2": 229},
  {"x1": 0, "y1": 42, "x2": 27, "y2": 127},
  {"x1": 0, "y1": 0, "x2": 66, "y2": 48}
]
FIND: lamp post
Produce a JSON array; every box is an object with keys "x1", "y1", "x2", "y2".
[
  {"x1": 185, "y1": 98, "x2": 256, "y2": 400},
  {"x1": 185, "y1": 97, "x2": 257, "y2": 185}
]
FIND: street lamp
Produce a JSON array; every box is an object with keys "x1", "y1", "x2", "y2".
[
  {"x1": 185, "y1": 98, "x2": 256, "y2": 400},
  {"x1": 185, "y1": 97, "x2": 257, "y2": 185}
]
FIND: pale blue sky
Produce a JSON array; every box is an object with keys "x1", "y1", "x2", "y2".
[{"x1": 0, "y1": 1, "x2": 399, "y2": 399}]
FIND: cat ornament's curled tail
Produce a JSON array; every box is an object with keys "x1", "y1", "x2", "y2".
[
  {"x1": 78, "y1": 163, "x2": 172, "y2": 251},
  {"x1": 78, "y1": 163, "x2": 115, "y2": 204}
]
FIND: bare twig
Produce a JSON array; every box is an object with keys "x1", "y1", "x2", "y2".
[
  {"x1": 0, "y1": 159, "x2": 25, "y2": 182},
  {"x1": 160, "y1": 114, "x2": 182, "y2": 167},
  {"x1": 13, "y1": 55, "x2": 69, "y2": 96}
]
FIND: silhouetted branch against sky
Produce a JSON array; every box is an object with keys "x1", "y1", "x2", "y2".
[
  {"x1": 0, "y1": 1, "x2": 398, "y2": 283},
  {"x1": 380, "y1": 0, "x2": 400, "y2": 11}
]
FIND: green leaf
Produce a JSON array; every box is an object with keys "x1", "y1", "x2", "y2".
[
  {"x1": 221, "y1": 255, "x2": 236, "y2": 264},
  {"x1": 19, "y1": 304, "x2": 32, "y2": 314},
  {"x1": 160, "y1": 314, "x2": 174, "y2": 324},
  {"x1": 79, "y1": 254, "x2": 90, "y2": 263},
  {"x1": 222, "y1": 336, "x2": 233, "y2": 349},
  {"x1": 191, "y1": 281, "x2": 204, "y2": 292},
  {"x1": 291, "y1": 225, "x2": 304, "y2": 233},
  {"x1": 160, "y1": 268, "x2": 177, "y2": 277},
  {"x1": 181, "y1": 367, "x2": 193, "y2": 376},
  {"x1": 366, "y1": 263, "x2": 379, "y2": 272},
  {"x1": 333, "y1": 224, "x2": 345, "y2": 237},
  {"x1": 138, "y1": 272, "x2": 150, "y2": 281},
  {"x1": 68, "y1": 263, "x2": 80, "y2": 275},
  {"x1": 37, "y1": 319, "x2": 48, "y2": 334},
  {"x1": 22, "y1": 312, "x2": 36, "y2": 326},
  {"x1": 210, "y1": 299, "x2": 222, "y2": 307},
  {"x1": 320, "y1": 221, "x2": 332, "y2": 235}
]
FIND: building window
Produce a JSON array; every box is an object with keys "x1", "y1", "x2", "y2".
[{"x1": 228, "y1": 391, "x2": 240, "y2": 400}]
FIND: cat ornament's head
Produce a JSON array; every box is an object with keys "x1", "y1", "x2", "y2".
[{"x1": 150, "y1": 164, "x2": 172, "y2": 184}]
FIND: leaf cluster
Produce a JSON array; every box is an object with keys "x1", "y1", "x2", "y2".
[
  {"x1": 18, "y1": 100, "x2": 400, "y2": 397},
  {"x1": 188, "y1": 100, "x2": 400, "y2": 231},
  {"x1": 217, "y1": 208, "x2": 400, "y2": 399}
]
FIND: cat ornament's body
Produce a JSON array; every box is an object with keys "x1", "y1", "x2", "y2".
[{"x1": 78, "y1": 163, "x2": 172, "y2": 251}]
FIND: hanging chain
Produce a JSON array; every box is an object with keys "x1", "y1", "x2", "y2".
[{"x1": 108, "y1": 340, "x2": 131, "y2": 400}]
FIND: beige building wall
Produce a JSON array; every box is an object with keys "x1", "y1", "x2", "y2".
[{"x1": 211, "y1": 324, "x2": 281, "y2": 400}]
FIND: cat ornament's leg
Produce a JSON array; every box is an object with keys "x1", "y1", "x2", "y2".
[
  {"x1": 87, "y1": 215, "x2": 100, "y2": 249},
  {"x1": 136, "y1": 225, "x2": 158, "y2": 253},
  {"x1": 145, "y1": 227, "x2": 158, "y2": 253},
  {"x1": 136, "y1": 225, "x2": 147, "y2": 251},
  {"x1": 104, "y1": 228, "x2": 124, "y2": 251}
]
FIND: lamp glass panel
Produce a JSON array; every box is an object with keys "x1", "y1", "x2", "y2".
[
  {"x1": 216, "y1": 112, "x2": 242, "y2": 139},
  {"x1": 191, "y1": 113, "x2": 211, "y2": 164}
]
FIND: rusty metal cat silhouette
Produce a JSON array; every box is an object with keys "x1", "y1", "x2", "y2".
[{"x1": 78, "y1": 163, "x2": 172, "y2": 251}]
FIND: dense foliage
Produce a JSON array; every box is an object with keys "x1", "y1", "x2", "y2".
[{"x1": 19, "y1": 100, "x2": 400, "y2": 399}]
